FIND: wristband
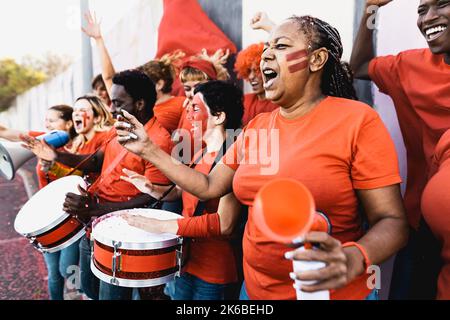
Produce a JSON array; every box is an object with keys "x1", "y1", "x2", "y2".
[{"x1": 342, "y1": 241, "x2": 371, "y2": 270}]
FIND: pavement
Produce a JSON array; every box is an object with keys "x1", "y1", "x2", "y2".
[{"x1": 0, "y1": 159, "x2": 49, "y2": 300}]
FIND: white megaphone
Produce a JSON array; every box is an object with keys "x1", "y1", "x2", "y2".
[
  {"x1": 0, "y1": 130, "x2": 70, "y2": 181},
  {"x1": 0, "y1": 141, "x2": 35, "y2": 181}
]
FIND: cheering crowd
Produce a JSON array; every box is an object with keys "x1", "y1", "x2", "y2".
[{"x1": 0, "y1": 0, "x2": 449, "y2": 300}]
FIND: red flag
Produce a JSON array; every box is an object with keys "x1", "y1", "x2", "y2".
[{"x1": 156, "y1": 0, "x2": 237, "y2": 58}]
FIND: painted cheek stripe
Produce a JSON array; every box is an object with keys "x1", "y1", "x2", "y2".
[
  {"x1": 286, "y1": 49, "x2": 309, "y2": 73},
  {"x1": 288, "y1": 61, "x2": 309, "y2": 73},
  {"x1": 286, "y1": 49, "x2": 308, "y2": 61}
]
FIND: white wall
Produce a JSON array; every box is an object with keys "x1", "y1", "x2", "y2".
[{"x1": 243, "y1": 0, "x2": 357, "y2": 61}]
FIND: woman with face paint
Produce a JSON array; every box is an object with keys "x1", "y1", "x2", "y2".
[
  {"x1": 47, "y1": 95, "x2": 114, "y2": 182},
  {"x1": 120, "y1": 81, "x2": 244, "y2": 300},
  {"x1": 351, "y1": 0, "x2": 450, "y2": 300},
  {"x1": 174, "y1": 50, "x2": 231, "y2": 148},
  {"x1": 235, "y1": 43, "x2": 279, "y2": 126},
  {"x1": 115, "y1": 16, "x2": 408, "y2": 300}
]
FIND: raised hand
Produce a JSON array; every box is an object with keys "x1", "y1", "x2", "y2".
[
  {"x1": 20, "y1": 134, "x2": 57, "y2": 162},
  {"x1": 250, "y1": 11, "x2": 275, "y2": 32},
  {"x1": 120, "y1": 168, "x2": 155, "y2": 196},
  {"x1": 115, "y1": 110, "x2": 154, "y2": 156},
  {"x1": 202, "y1": 48, "x2": 230, "y2": 66},
  {"x1": 366, "y1": 0, "x2": 393, "y2": 7},
  {"x1": 81, "y1": 11, "x2": 102, "y2": 40}
]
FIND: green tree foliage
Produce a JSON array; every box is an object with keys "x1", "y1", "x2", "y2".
[{"x1": 0, "y1": 59, "x2": 47, "y2": 112}]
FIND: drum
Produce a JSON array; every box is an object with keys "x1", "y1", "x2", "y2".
[
  {"x1": 90, "y1": 209, "x2": 184, "y2": 288},
  {"x1": 14, "y1": 176, "x2": 87, "y2": 253}
]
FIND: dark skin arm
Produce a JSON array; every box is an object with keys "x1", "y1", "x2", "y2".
[
  {"x1": 55, "y1": 150, "x2": 104, "y2": 173},
  {"x1": 20, "y1": 134, "x2": 104, "y2": 173},
  {"x1": 287, "y1": 185, "x2": 409, "y2": 292},
  {"x1": 350, "y1": 0, "x2": 393, "y2": 80},
  {"x1": 63, "y1": 185, "x2": 156, "y2": 222},
  {"x1": 115, "y1": 110, "x2": 234, "y2": 201}
]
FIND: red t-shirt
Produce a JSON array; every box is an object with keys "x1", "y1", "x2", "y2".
[
  {"x1": 223, "y1": 96, "x2": 402, "y2": 300},
  {"x1": 242, "y1": 93, "x2": 279, "y2": 127},
  {"x1": 368, "y1": 48, "x2": 450, "y2": 228},
  {"x1": 421, "y1": 129, "x2": 450, "y2": 300},
  {"x1": 89, "y1": 119, "x2": 173, "y2": 203},
  {"x1": 153, "y1": 96, "x2": 185, "y2": 134},
  {"x1": 76, "y1": 131, "x2": 110, "y2": 155},
  {"x1": 180, "y1": 151, "x2": 237, "y2": 285}
]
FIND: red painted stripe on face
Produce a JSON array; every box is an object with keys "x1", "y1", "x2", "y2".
[
  {"x1": 288, "y1": 61, "x2": 309, "y2": 73},
  {"x1": 286, "y1": 50, "x2": 308, "y2": 62}
]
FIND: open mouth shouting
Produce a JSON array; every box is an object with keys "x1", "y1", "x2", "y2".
[
  {"x1": 424, "y1": 24, "x2": 448, "y2": 42},
  {"x1": 262, "y1": 67, "x2": 279, "y2": 90},
  {"x1": 74, "y1": 118, "x2": 84, "y2": 131}
]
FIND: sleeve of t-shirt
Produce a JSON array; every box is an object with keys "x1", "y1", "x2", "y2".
[
  {"x1": 351, "y1": 110, "x2": 402, "y2": 189},
  {"x1": 28, "y1": 131, "x2": 45, "y2": 138},
  {"x1": 368, "y1": 55, "x2": 402, "y2": 96}
]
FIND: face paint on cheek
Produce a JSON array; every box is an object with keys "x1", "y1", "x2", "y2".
[
  {"x1": 81, "y1": 112, "x2": 91, "y2": 129},
  {"x1": 286, "y1": 49, "x2": 309, "y2": 73}
]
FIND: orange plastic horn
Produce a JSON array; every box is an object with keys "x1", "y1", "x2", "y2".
[{"x1": 253, "y1": 179, "x2": 331, "y2": 243}]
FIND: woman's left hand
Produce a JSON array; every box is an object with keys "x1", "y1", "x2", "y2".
[
  {"x1": 285, "y1": 232, "x2": 365, "y2": 293},
  {"x1": 122, "y1": 214, "x2": 176, "y2": 234}
]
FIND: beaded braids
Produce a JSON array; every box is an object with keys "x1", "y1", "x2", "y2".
[{"x1": 289, "y1": 15, "x2": 357, "y2": 100}]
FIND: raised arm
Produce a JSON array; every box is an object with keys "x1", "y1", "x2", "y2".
[
  {"x1": 82, "y1": 11, "x2": 115, "y2": 95},
  {"x1": 0, "y1": 124, "x2": 26, "y2": 142},
  {"x1": 250, "y1": 12, "x2": 276, "y2": 33},
  {"x1": 350, "y1": 0, "x2": 393, "y2": 80},
  {"x1": 115, "y1": 111, "x2": 235, "y2": 201}
]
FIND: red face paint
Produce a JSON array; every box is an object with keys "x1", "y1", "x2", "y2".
[
  {"x1": 81, "y1": 112, "x2": 91, "y2": 129},
  {"x1": 187, "y1": 94, "x2": 209, "y2": 138},
  {"x1": 286, "y1": 49, "x2": 309, "y2": 73}
]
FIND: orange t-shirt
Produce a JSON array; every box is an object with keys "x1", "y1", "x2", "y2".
[
  {"x1": 421, "y1": 129, "x2": 450, "y2": 300},
  {"x1": 89, "y1": 119, "x2": 173, "y2": 203},
  {"x1": 181, "y1": 151, "x2": 237, "y2": 285},
  {"x1": 153, "y1": 96, "x2": 185, "y2": 134},
  {"x1": 223, "y1": 96, "x2": 402, "y2": 300},
  {"x1": 242, "y1": 93, "x2": 279, "y2": 127},
  {"x1": 368, "y1": 49, "x2": 450, "y2": 229},
  {"x1": 76, "y1": 131, "x2": 110, "y2": 155}
]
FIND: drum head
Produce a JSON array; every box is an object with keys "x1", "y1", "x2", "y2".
[
  {"x1": 92, "y1": 209, "x2": 182, "y2": 248},
  {"x1": 14, "y1": 176, "x2": 87, "y2": 236}
]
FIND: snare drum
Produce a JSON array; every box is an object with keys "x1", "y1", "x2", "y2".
[
  {"x1": 90, "y1": 209, "x2": 184, "y2": 288},
  {"x1": 14, "y1": 176, "x2": 87, "y2": 253}
]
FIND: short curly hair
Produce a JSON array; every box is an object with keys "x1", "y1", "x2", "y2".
[
  {"x1": 234, "y1": 43, "x2": 264, "y2": 80},
  {"x1": 112, "y1": 70, "x2": 157, "y2": 118},
  {"x1": 194, "y1": 81, "x2": 244, "y2": 130}
]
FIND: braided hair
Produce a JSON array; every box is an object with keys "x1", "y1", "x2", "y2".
[{"x1": 289, "y1": 15, "x2": 357, "y2": 100}]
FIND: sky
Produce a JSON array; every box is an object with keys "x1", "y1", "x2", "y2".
[{"x1": 0, "y1": 0, "x2": 141, "y2": 62}]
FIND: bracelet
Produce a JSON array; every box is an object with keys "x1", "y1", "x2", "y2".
[{"x1": 342, "y1": 241, "x2": 371, "y2": 270}]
